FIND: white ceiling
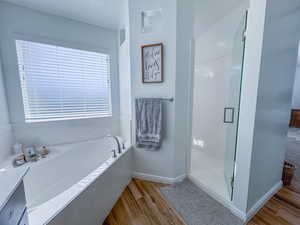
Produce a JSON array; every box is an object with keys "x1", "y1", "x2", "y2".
[{"x1": 1, "y1": 0, "x2": 123, "y2": 30}]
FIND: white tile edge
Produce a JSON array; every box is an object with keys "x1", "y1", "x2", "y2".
[
  {"x1": 244, "y1": 181, "x2": 283, "y2": 223},
  {"x1": 132, "y1": 172, "x2": 186, "y2": 184}
]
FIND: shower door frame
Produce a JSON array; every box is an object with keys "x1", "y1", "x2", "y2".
[
  {"x1": 185, "y1": 10, "x2": 248, "y2": 203},
  {"x1": 225, "y1": 10, "x2": 248, "y2": 201}
]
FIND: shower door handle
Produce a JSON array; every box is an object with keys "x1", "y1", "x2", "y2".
[{"x1": 224, "y1": 107, "x2": 235, "y2": 124}]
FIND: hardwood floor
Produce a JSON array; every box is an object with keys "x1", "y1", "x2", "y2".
[
  {"x1": 248, "y1": 187, "x2": 300, "y2": 225},
  {"x1": 103, "y1": 179, "x2": 186, "y2": 225},
  {"x1": 103, "y1": 179, "x2": 300, "y2": 225}
]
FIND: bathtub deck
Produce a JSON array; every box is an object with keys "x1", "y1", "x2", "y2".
[{"x1": 103, "y1": 179, "x2": 300, "y2": 225}]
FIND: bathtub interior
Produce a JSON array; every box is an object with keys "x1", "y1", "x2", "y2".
[{"x1": 23, "y1": 138, "x2": 120, "y2": 210}]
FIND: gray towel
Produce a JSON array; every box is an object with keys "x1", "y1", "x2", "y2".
[{"x1": 136, "y1": 98, "x2": 162, "y2": 150}]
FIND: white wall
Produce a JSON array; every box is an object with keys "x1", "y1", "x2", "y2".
[
  {"x1": 129, "y1": 0, "x2": 194, "y2": 179},
  {"x1": 0, "y1": 2, "x2": 120, "y2": 146},
  {"x1": 246, "y1": 0, "x2": 300, "y2": 210},
  {"x1": 119, "y1": 0, "x2": 132, "y2": 145},
  {"x1": 233, "y1": 0, "x2": 300, "y2": 215},
  {"x1": 0, "y1": 58, "x2": 14, "y2": 163},
  {"x1": 129, "y1": 0, "x2": 177, "y2": 178},
  {"x1": 292, "y1": 66, "x2": 300, "y2": 108}
]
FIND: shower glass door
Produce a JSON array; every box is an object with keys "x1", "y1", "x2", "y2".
[
  {"x1": 190, "y1": 8, "x2": 247, "y2": 201},
  {"x1": 224, "y1": 12, "x2": 247, "y2": 199}
]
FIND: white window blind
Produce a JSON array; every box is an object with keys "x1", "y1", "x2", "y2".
[{"x1": 16, "y1": 40, "x2": 112, "y2": 123}]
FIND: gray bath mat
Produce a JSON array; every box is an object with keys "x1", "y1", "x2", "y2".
[{"x1": 160, "y1": 179, "x2": 244, "y2": 225}]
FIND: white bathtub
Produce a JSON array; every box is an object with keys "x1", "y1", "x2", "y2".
[{"x1": 21, "y1": 138, "x2": 132, "y2": 225}]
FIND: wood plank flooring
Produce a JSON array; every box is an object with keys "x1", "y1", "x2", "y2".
[
  {"x1": 103, "y1": 179, "x2": 186, "y2": 225},
  {"x1": 248, "y1": 187, "x2": 300, "y2": 225},
  {"x1": 103, "y1": 179, "x2": 300, "y2": 225}
]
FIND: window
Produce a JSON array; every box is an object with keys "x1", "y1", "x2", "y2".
[{"x1": 16, "y1": 40, "x2": 112, "y2": 123}]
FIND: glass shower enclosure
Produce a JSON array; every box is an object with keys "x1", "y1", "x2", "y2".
[{"x1": 190, "y1": 9, "x2": 247, "y2": 201}]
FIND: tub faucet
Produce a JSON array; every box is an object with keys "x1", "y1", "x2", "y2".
[{"x1": 107, "y1": 135, "x2": 122, "y2": 154}]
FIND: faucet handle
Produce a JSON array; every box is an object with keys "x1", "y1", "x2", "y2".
[
  {"x1": 122, "y1": 142, "x2": 126, "y2": 149},
  {"x1": 111, "y1": 149, "x2": 117, "y2": 158}
]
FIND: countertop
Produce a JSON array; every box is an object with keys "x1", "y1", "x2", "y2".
[{"x1": 0, "y1": 165, "x2": 29, "y2": 211}]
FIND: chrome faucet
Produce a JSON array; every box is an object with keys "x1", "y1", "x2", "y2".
[{"x1": 107, "y1": 135, "x2": 123, "y2": 154}]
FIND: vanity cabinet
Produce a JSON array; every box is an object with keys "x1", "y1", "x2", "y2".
[{"x1": 0, "y1": 182, "x2": 28, "y2": 225}]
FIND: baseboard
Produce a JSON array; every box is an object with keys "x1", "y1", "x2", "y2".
[
  {"x1": 132, "y1": 172, "x2": 186, "y2": 184},
  {"x1": 245, "y1": 181, "x2": 282, "y2": 222},
  {"x1": 230, "y1": 206, "x2": 247, "y2": 223}
]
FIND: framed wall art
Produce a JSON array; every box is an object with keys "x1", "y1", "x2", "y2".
[{"x1": 141, "y1": 43, "x2": 163, "y2": 83}]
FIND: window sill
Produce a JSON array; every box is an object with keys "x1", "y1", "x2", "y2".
[{"x1": 25, "y1": 115, "x2": 113, "y2": 124}]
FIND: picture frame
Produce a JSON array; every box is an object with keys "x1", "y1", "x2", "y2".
[{"x1": 141, "y1": 43, "x2": 163, "y2": 83}]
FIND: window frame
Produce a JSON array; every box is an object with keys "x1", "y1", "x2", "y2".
[{"x1": 12, "y1": 35, "x2": 118, "y2": 124}]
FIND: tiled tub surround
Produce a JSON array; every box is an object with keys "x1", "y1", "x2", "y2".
[{"x1": 1, "y1": 138, "x2": 132, "y2": 225}]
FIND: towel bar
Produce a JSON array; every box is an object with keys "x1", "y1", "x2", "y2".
[
  {"x1": 161, "y1": 98, "x2": 174, "y2": 102},
  {"x1": 136, "y1": 97, "x2": 174, "y2": 102}
]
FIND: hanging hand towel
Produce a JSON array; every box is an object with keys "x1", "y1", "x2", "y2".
[{"x1": 136, "y1": 98, "x2": 163, "y2": 150}]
